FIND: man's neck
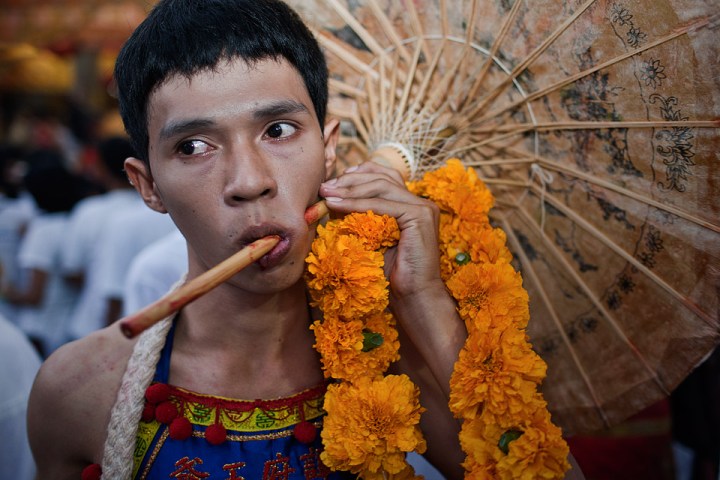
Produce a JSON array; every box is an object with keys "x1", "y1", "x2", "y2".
[{"x1": 166, "y1": 280, "x2": 324, "y2": 399}]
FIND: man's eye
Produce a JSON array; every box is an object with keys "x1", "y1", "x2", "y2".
[
  {"x1": 266, "y1": 123, "x2": 297, "y2": 139},
  {"x1": 178, "y1": 140, "x2": 211, "y2": 155}
]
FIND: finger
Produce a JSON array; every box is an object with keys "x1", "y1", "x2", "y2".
[
  {"x1": 344, "y1": 161, "x2": 406, "y2": 186},
  {"x1": 320, "y1": 175, "x2": 424, "y2": 207},
  {"x1": 324, "y1": 195, "x2": 439, "y2": 231}
]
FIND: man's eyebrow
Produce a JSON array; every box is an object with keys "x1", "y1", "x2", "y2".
[
  {"x1": 157, "y1": 101, "x2": 310, "y2": 142},
  {"x1": 252, "y1": 100, "x2": 310, "y2": 120},
  {"x1": 158, "y1": 118, "x2": 216, "y2": 142}
]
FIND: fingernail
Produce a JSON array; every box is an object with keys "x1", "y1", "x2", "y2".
[
  {"x1": 345, "y1": 165, "x2": 358, "y2": 173},
  {"x1": 324, "y1": 196, "x2": 343, "y2": 203},
  {"x1": 322, "y1": 178, "x2": 337, "y2": 186}
]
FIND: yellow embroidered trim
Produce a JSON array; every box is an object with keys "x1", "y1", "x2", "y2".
[{"x1": 169, "y1": 386, "x2": 326, "y2": 433}]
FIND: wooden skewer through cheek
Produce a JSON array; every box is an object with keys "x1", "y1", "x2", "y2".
[
  {"x1": 118, "y1": 200, "x2": 328, "y2": 339},
  {"x1": 119, "y1": 235, "x2": 279, "y2": 338}
]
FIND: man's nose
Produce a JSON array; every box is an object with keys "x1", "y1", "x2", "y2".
[{"x1": 222, "y1": 145, "x2": 278, "y2": 204}]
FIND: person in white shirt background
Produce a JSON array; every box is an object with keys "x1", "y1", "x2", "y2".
[
  {"x1": 2, "y1": 150, "x2": 87, "y2": 357},
  {"x1": 60, "y1": 135, "x2": 145, "y2": 342},
  {"x1": 96, "y1": 203, "x2": 177, "y2": 325},
  {"x1": 0, "y1": 312, "x2": 41, "y2": 480},
  {"x1": 0, "y1": 144, "x2": 37, "y2": 323}
]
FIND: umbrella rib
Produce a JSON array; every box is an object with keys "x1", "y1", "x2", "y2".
[
  {"x1": 469, "y1": 120, "x2": 719, "y2": 133},
  {"x1": 402, "y1": 0, "x2": 432, "y2": 62},
  {"x1": 464, "y1": 157, "x2": 537, "y2": 167},
  {"x1": 328, "y1": 78, "x2": 367, "y2": 99},
  {"x1": 313, "y1": 29, "x2": 379, "y2": 78},
  {"x1": 536, "y1": 158, "x2": 720, "y2": 234},
  {"x1": 465, "y1": 0, "x2": 598, "y2": 121},
  {"x1": 324, "y1": 0, "x2": 390, "y2": 60},
  {"x1": 474, "y1": 143, "x2": 720, "y2": 235},
  {"x1": 501, "y1": 216, "x2": 611, "y2": 428},
  {"x1": 463, "y1": 0, "x2": 524, "y2": 107},
  {"x1": 392, "y1": 42, "x2": 425, "y2": 136},
  {"x1": 476, "y1": 16, "x2": 712, "y2": 124},
  {"x1": 366, "y1": 0, "x2": 412, "y2": 63},
  {"x1": 511, "y1": 206, "x2": 670, "y2": 395},
  {"x1": 535, "y1": 186, "x2": 716, "y2": 327}
]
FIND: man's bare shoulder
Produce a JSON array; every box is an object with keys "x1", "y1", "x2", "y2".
[{"x1": 28, "y1": 325, "x2": 137, "y2": 477}]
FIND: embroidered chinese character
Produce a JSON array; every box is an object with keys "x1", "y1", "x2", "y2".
[
  {"x1": 263, "y1": 452, "x2": 297, "y2": 479},
  {"x1": 255, "y1": 410, "x2": 275, "y2": 428},
  {"x1": 300, "y1": 448, "x2": 331, "y2": 479},
  {"x1": 223, "y1": 461, "x2": 247, "y2": 480},
  {"x1": 170, "y1": 456, "x2": 210, "y2": 479},
  {"x1": 191, "y1": 403, "x2": 213, "y2": 422},
  {"x1": 133, "y1": 437, "x2": 148, "y2": 459}
]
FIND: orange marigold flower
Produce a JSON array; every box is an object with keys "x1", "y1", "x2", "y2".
[
  {"x1": 466, "y1": 227, "x2": 514, "y2": 266},
  {"x1": 306, "y1": 228, "x2": 388, "y2": 318},
  {"x1": 449, "y1": 327, "x2": 547, "y2": 419},
  {"x1": 311, "y1": 317, "x2": 363, "y2": 379},
  {"x1": 328, "y1": 211, "x2": 400, "y2": 251},
  {"x1": 463, "y1": 452, "x2": 498, "y2": 480},
  {"x1": 408, "y1": 159, "x2": 494, "y2": 222},
  {"x1": 312, "y1": 313, "x2": 400, "y2": 382},
  {"x1": 495, "y1": 407, "x2": 570, "y2": 480},
  {"x1": 321, "y1": 376, "x2": 427, "y2": 477},
  {"x1": 460, "y1": 405, "x2": 569, "y2": 480},
  {"x1": 439, "y1": 217, "x2": 514, "y2": 279},
  {"x1": 446, "y1": 262, "x2": 530, "y2": 332},
  {"x1": 459, "y1": 416, "x2": 505, "y2": 470}
]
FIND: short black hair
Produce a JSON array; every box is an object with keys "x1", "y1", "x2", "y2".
[{"x1": 114, "y1": 0, "x2": 329, "y2": 162}]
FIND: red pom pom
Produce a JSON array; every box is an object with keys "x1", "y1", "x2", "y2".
[
  {"x1": 168, "y1": 417, "x2": 193, "y2": 440},
  {"x1": 141, "y1": 403, "x2": 156, "y2": 422},
  {"x1": 155, "y1": 401, "x2": 179, "y2": 424},
  {"x1": 205, "y1": 423, "x2": 227, "y2": 445},
  {"x1": 81, "y1": 463, "x2": 102, "y2": 480},
  {"x1": 145, "y1": 383, "x2": 171, "y2": 404},
  {"x1": 293, "y1": 421, "x2": 317, "y2": 444}
]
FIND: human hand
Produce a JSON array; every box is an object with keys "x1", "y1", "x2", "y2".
[
  {"x1": 319, "y1": 161, "x2": 444, "y2": 300},
  {"x1": 320, "y1": 161, "x2": 466, "y2": 399}
]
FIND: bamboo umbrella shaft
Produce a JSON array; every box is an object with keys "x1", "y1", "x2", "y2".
[{"x1": 119, "y1": 201, "x2": 329, "y2": 339}]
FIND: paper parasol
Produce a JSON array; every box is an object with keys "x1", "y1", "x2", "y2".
[{"x1": 288, "y1": 0, "x2": 720, "y2": 434}]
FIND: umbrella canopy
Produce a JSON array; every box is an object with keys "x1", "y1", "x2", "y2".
[{"x1": 289, "y1": 0, "x2": 720, "y2": 434}]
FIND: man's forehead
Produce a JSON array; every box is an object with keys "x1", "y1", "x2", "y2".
[{"x1": 148, "y1": 57, "x2": 309, "y2": 111}]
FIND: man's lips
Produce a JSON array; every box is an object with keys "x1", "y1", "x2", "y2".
[
  {"x1": 238, "y1": 224, "x2": 292, "y2": 270},
  {"x1": 257, "y1": 236, "x2": 292, "y2": 269}
]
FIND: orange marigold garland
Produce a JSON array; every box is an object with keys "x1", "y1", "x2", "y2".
[
  {"x1": 305, "y1": 160, "x2": 570, "y2": 479},
  {"x1": 306, "y1": 211, "x2": 425, "y2": 478},
  {"x1": 410, "y1": 159, "x2": 570, "y2": 478}
]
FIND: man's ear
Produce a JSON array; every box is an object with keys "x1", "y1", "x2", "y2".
[
  {"x1": 124, "y1": 157, "x2": 167, "y2": 213},
  {"x1": 322, "y1": 117, "x2": 340, "y2": 180}
]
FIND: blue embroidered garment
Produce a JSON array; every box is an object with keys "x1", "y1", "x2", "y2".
[{"x1": 132, "y1": 321, "x2": 353, "y2": 479}]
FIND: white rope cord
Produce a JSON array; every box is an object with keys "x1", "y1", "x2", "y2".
[{"x1": 100, "y1": 315, "x2": 173, "y2": 479}]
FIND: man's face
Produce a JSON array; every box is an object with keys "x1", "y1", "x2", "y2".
[{"x1": 135, "y1": 57, "x2": 337, "y2": 293}]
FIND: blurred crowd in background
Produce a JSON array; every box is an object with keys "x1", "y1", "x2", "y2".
[{"x1": 0, "y1": 82, "x2": 185, "y2": 480}]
